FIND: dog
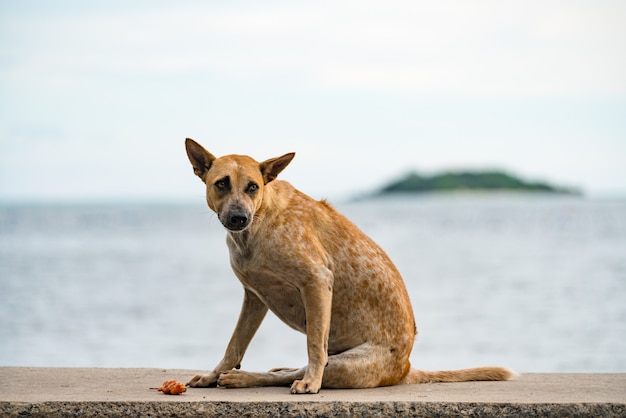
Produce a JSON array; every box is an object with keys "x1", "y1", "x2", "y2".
[{"x1": 184, "y1": 138, "x2": 515, "y2": 394}]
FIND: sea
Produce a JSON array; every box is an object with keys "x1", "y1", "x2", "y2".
[{"x1": 1, "y1": 194, "x2": 625, "y2": 374}]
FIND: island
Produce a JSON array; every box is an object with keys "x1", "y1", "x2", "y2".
[{"x1": 376, "y1": 170, "x2": 580, "y2": 195}]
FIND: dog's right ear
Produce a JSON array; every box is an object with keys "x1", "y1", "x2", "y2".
[{"x1": 185, "y1": 138, "x2": 216, "y2": 182}]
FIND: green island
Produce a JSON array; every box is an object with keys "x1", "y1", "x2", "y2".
[{"x1": 376, "y1": 170, "x2": 580, "y2": 195}]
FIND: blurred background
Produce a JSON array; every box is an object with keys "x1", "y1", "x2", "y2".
[{"x1": 1, "y1": 1, "x2": 625, "y2": 374}]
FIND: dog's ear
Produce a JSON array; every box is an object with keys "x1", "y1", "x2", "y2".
[
  {"x1": 185, "y1": 138, "x2": 216, "y2": 182},
  {"x1": 260, "y1": 152, "x2": 295, "y2": 184}
]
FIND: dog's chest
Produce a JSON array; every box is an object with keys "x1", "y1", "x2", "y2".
[
  {"x1": 226, "y1": 233, "x2": 307, "y2": 332},
  {"x1": 237, "y1": 267, "x2": 307, "y2": 333}
]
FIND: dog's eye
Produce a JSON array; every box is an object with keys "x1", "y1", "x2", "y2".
[
  {"x1": 246, "y1": 182, "x2": 259, "y2": 194},
  {"x1": 215, "y1": 179, "x2": 228, "y2": 191}
]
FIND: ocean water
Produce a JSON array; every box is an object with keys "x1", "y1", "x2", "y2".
[{"x1": 1, "y1": 194, "x2": 625, "y2": 375}]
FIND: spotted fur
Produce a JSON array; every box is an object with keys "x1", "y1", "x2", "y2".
[{"x1": 184, "y1": 138, "x2": 515, "y2": 394}]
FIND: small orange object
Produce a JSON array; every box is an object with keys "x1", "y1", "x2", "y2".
[{"x1": 157, "y1": 380, "x2": 187, "y2": 395}]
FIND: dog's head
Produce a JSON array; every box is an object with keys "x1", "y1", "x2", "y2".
[{"x1": 185, "y1": 138, "x2": 295, "y2": 232}]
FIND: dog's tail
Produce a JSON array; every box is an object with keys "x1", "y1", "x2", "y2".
[{"x1": 401, "y1": 366, "x2": 517, "y2": 384}]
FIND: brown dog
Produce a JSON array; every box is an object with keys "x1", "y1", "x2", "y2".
[{"x1": 184, "y1": 138, "x2": 514, "y2": 394}]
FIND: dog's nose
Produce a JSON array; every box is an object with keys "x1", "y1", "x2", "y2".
[{"x1": 227, "y1": 212, "x2": 249, "y2": 230}]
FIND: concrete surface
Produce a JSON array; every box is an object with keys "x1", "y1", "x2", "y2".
[{"x1": 0, "y1": 367, "x2": 624, "y2": 417}]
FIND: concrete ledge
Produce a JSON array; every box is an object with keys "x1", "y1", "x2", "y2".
[{"x1": 1, "y1": 368, "x2": 624, "y2": 417}]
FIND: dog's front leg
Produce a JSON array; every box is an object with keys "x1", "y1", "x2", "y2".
[
  {"x1": 290, "y1": 269, "x2": 333, "y2": 394},
  {"x1": 188, "y1": 289, "x2": 268, "y2": 387}
]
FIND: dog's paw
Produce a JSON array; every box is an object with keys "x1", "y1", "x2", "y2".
[
  {"x1": 217, "y1": 370, "x2": 256, "y2": 388},
  {"x1": 290, "y1": 379, "x2": 321, "y2": 394},
  {"x1": 186, "y1": 373, "x2": 218, "y2": 388}
]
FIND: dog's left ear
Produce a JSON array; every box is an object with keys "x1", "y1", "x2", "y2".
[{"x1": 260, "y1": 152, "x2": 295, "y2": 184}]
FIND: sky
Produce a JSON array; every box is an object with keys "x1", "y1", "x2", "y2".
[{"x1": 1, "y1": 0, "x2": 625, "y2": 201}]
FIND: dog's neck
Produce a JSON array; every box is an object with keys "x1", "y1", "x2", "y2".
[{"x1": 227, "y1": 229, "x2": 252, "y2": 257}]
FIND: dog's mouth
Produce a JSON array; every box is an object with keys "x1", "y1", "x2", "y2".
[{"x1": 220, "y1": 210, "x2": 252, "y2": 232}]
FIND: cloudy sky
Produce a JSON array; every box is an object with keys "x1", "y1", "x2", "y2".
[{"x1": 1, "y1": 1, "x2": 625, "y2": 201}]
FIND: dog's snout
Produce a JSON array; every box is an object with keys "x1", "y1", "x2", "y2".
[
  {"x1": 225, "y1": 211, "x2": 250, "y2": 231},
  {"x1": 229, "y1": 212, "x2": 248, "y2": 226}
]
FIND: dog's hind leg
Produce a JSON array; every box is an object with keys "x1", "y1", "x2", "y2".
[
  {"x1": 318, "y1": 342, "x2": 411, "y2": 389},
  {"x1": 217, "y1": 342, "x2": 410, "y2": 391},
  {"x1": 217, "y1": 367, "x2": 306, "y2": 388},
  {"x1": 268, "y1": 367, "x2": 300, "y2": 373}
]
